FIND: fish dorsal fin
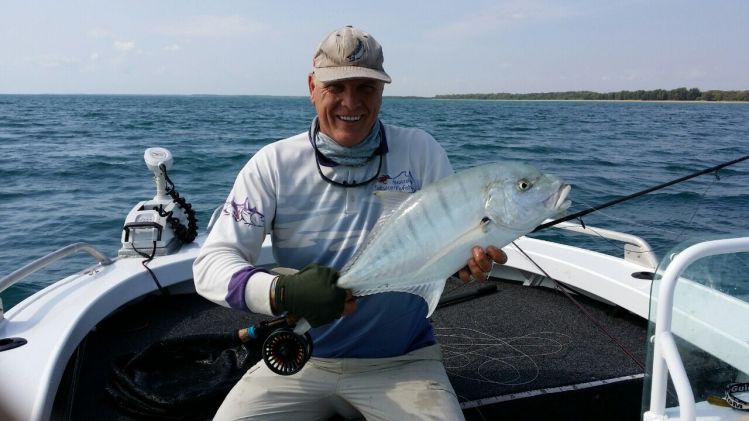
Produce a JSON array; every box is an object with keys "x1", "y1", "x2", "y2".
[{"x1": 340, "y1": 190, "x2": 416, "y2": 274}]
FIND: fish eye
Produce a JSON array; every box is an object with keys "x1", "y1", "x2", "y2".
[{"x1": 516, "y1": 179, "x2": 532, "y2": 191}]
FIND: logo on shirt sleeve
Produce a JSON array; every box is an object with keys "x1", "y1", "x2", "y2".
[{"x1": 224, "y1": 197, "x2": 265, "y2": 228}]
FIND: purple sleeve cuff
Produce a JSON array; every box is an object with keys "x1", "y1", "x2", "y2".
[{"x1": 226, "y1": 266, "x2": 270, "y2": 311}]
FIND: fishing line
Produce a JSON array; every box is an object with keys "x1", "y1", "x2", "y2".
[
  {"x1": 568, "y1": 199, "x2": 683, "y2": 238},
  {"x1": 552, "y1": 220, "x2": 644, "y2": 257},
  {"x1": 442, "y1": 275, "x2": 483, "y2": 296},
  {"x1": 550, "y1": 190, "x2": 709, "y2": 262},
  {"x1": 441, "y1": 329, "x2": 539, "y2": 386},
  {"x1": 457, "y1": 394, "x2": 488, "y2": 421},
  {"x1": 533, "y1": 153, "x2": 749, "y2": 232},
  {"x1": 510, "y1": 240, "x2": 646, "y2": 371},
  {"x1": 671, "y1": 175, "x2": 716, "y2": 243},
  {"x1": 583, "y1": 168, "x2": 721, "y2": 244}
]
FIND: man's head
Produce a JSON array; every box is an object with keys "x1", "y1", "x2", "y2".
[{"x1": 309, "y1": 26, "x2": 390, "y2": 147}]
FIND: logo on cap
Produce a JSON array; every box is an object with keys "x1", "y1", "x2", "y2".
[{"x1": 346, "y1": 39, "x2": 365, "y2": 62}]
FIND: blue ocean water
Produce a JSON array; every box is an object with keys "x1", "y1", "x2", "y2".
[{"x1": 1, "y1": 95, "x2": 748, "y2": 309}]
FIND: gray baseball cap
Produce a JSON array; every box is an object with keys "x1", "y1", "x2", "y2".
[{"x1": 312, "y1": 26, "x2": 391, "y2": 83}]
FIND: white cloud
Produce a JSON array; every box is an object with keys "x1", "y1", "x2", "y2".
[
  {"x1": 686, "y1": 67, "x2": 707, "y2": 79},
  {"x1": 88, "y1": 28, "x2": 114, "y2": 39},
  {"x1": 163, "y1": 44, "x2": 181, "y2": 52},
  {"x1": 25, "y1": 54, "x2": 79, "y2": 68},
  {"x1": 426, "y1": 1, "x2": 580, "y2": 40},
  {"x1": 90, "y1": 52, "x2": 99, "y2": 61},
  {"x1": 114, "y1": 40, "x2": 136, "y2": 52},
  {"x1": 160, "y1": 15, "x2": 269, "y2": 38}
]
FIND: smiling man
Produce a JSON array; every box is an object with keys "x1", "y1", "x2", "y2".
[
  {"x1": 194, "y1": 25, "x2": 505, "y2": 420},
  {"x1": 308, "y1": 28, "x2": 388, "y2": 147}
]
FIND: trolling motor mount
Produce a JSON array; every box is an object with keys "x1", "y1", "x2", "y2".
[{"x1": 118, "y1": 147, "x2": 197, "y2": 258}]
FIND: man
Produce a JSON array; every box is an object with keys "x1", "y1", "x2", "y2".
[{"x1": 193, "y1": 25, "x2": 506, "y2": 420}]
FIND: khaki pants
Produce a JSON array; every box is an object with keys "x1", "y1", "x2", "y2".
[{"x1": 213, "y1": 344, "x2": 465, "y2": 421}]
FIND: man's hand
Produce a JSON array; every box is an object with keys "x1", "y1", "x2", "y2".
[
  {"x1": 456, "y1": 245, "x2": 507, "y2": 283},
  {"x1": 273, "y1": 264, "x2": 348, "y2": 327}
]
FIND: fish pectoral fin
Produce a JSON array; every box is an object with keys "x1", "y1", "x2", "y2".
[{"x1": 417, "y1": 219, "x2": 492, "y2": 273}]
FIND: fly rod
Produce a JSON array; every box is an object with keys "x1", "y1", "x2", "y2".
[{"x1": 533, "y1": 153, "x2": 749, "y2": 232}]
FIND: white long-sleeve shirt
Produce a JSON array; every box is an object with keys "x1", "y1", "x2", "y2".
[{"x1": 193, "y1": 124, "x2": 452, "y2": 357}]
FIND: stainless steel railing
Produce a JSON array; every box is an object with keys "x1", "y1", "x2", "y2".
[
  {"x1": 547, "y1": 219, "x2": 659, "y2": 269},
  {"x1": 0, "y1": 243, "x2": 113, "y2": 318}
]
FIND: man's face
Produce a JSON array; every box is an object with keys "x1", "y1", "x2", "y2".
[{"x1": 308, "y1": 76, "x2": 384, "y2": 147}]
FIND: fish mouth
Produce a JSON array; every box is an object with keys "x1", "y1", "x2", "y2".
[{"x1": 545, "y1": 183, "x2": 571, "y2": 212}]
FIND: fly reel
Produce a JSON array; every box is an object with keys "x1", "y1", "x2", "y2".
[
  {"x1": 262, "y1": 328, "x2": 313, "y2": 376},
  {"x1": 239, "y1": 316, "x2": 313, "y2": 376}
]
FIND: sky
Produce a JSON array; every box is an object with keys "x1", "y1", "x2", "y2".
[{"x1": 1, "y1": 0, "x2": 747, "y2": 97}]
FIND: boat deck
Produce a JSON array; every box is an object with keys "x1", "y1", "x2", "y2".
[
  {"x1": 52, "y1": 277, "x2": 647, "y2": 420},
  {"x1": 434, "y1": 278, "x2": 646, "y2": 420}
]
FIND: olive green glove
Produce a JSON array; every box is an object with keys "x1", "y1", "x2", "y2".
[{"x1": 274, "y1": 264, "x2": 346, "y2": 328}]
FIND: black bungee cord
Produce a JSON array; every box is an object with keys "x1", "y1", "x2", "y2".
[{"x1": 159, "y1": 163, "x2": 198, "y2": 244}]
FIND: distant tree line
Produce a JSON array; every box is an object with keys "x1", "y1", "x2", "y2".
[{"x1": 435, "y1": 88, "x2": 749, "y2": 101}]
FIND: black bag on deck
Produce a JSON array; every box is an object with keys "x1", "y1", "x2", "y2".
[{"x1": 106, "y1": 332, "x2": 261, "y2": 420}]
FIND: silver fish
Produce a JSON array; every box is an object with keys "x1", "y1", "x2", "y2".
[{"x1": 337, "y1": 161, "x2": 571, "y2": 316}]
